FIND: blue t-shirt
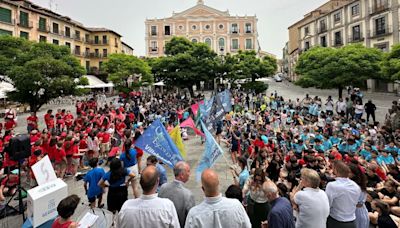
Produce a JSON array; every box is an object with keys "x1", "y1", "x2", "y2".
[
  {"x1": 323, "y1": 140, "x2": 333, "y2": 150},
  {"x1": 120, "y1": 148, "x2": 137, "y2": 168},
  {"x1": 102, "y1": 168, "x2": 130, "y2": 188},
  {"x1": 84, "y1": 167, "x2": 105, "y2": 198},
  {"x1": 385, "y1": 146, "x2": 399, "y2": 155},
  {"x1": 360, "y1": 149, "x2": 372, "y2": 161},
  {"x1": 377, "y1": 155, "x2": 395, "y2": 165},
  {"x1": 239, "y1": 169, "x2": 250, "y2": 189},
  {"x1": 329, "y1": 136, "x2": 341, "y2": 146},
  {"x1": 156, "y1": 163, "x2": 167, "y2": 188}
]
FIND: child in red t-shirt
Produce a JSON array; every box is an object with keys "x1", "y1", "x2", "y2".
[
  {"x1": 106, "y1": 138, "x2": 120, "y2": 165},
  {"x1": 54, "y1": 141, "x2": 67, "y2": 178}
]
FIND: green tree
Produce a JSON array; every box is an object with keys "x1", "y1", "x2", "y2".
[
  {"x1": 103, "y1": 54, "x2": 153, "y2": 93},
  {"x1": 1, "y1": 37, "x2": 85, "y2": 112},
  {"x1": 151, "y1": 37, "x2": 218, "y2": 95},
  {"x1": 382, "y1": 44, "x2": 400, "y2": 81},
  {"x1": 295, "y1": 44, "x2": 383, "y2": 98}
]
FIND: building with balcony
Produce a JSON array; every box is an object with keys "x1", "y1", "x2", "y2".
[
  {"x1": 287, "y1": 0, "x2": 400, "y2": 82},
  {"x1": 145, "y1": 0, "x2": 259, "y2": 57},
  {"x1": 0, "y1": 0, "x2": 133, "y2": 73}
]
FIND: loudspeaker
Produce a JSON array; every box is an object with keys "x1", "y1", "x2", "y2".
[{"x1": 8, "y1": 134, "x2": 31, "y2": 161}]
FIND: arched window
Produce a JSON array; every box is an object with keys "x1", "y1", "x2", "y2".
[
  {"x1": 205, "y1": 38, "x2": 212, "y2": 47},
  {"x1": 192, "y1": 38, "x2": 198, "y2": 43},
  {"x1": 218, "y1": 38, "x2": 225, "y2": 50}
]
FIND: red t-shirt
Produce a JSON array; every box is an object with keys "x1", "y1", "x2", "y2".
[
  {"x1": 101, "y1": 132, "x2": 111, "y2": 143},
  {"x1": 44, "y1": 113, "x2": 52, "y2": 124},
  {"x1": 3, "y1": 153, "x2": 17, "y2": 168},
  {"x1": 27, "y1": 116, "x2": 38, "y2": 128},
  {"x1": 108, "y1": 147, "x2": 119, "y2": 157},
  {"x1": 64, "y1": 114, "x2": 74, "y2": 126},
  {"x1": 47, "y1": 145, "x2": 57, "y2": 161},
  {"x1": 54, "y1": 148, "x2": 66, "y2": 163},
  {"x1": 4, "y1": 119, "x2": 15, "y2": 130}
]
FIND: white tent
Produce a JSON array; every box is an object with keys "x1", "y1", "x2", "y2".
[
  {"x1": 153, "y1": 81, "x2": 165, "y2": 86},
  {"x1": 77, "y1": 75, "x2": 114, "y2": 89},
  {"x1": 0, "y1": 80, "x2": 15, "y2": 99}
]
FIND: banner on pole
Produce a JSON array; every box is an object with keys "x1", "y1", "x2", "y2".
[
  {"x1": 180, "y1": 117, "x2": 204, "y2": 136},
  {"x1": 169, "y1": 125, "x2": 186, "y2": 159}
]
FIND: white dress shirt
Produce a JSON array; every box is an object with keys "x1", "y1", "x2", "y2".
[
  {"x1": 325, "y1": 177, "x2": 361, "y2": 222},
  {"x1": 294, "y1": 187, "x2": 330, "y2": 228},
  {"x1": 117, "y1": 193, "x2": 180, "y2": 228},
  {"x1": 185, "y1": 194, "x2": 251, "y2": 228}
]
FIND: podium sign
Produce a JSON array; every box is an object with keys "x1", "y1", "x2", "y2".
[
  {"x1": 31, "y1": 155, "x2": 57, "y2": 186},
  {"x1": 27, "y1": 178, "x2": 68, "y2": 228}
]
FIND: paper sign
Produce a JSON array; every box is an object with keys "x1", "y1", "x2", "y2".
[
  {"x1": 31, "y1": 155, "x2": 57, "y2": 186},
  {"x1": 79, "y1": 212, "x2": 99, "y2": 228}
]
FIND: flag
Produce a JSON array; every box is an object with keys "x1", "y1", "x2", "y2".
[
  {"x1": 205, "y1": 95, "x2": 225, "y2": 131},
  {"x1": 180, "y1": 117, "x2": 204, "y2": 137},
  {"x1": 135, "y1": 119, "x2": 183, "y2": 168},
  {"x1": 196, "y1": 121, "x2": 224, "y2": 181},
  {"x1": 191, "y1": 103, "x2": 199, "y2": 116},
  {"x1": 169, "y1": 125, "x2": 186, "y2": 159},
  {"x1": 217, "y1": 89, "x2": 232, "y2": 112}
]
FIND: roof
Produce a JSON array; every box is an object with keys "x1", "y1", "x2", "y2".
[
  {"x1": 78, "y1": 75, "x2": 114, "y2": 89},
  {"x1": 86, "y1": 28, "x2": 122, "y2": 37},
  {"x1": 121, "y1": 41, "x2": 134, "y2": 51}
]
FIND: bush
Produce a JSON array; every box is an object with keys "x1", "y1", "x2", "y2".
[
  {"x1": 295, "y1": 76, "x2": 315, "y2": 88},
  {"x1": 242, "y1": 81, "x2": 269, "y2": 94}
]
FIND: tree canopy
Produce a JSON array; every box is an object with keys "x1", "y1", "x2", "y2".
[
  {"x1": 295, "y1": 44, "x2": 383, "y2": 97},
  {"x1": 0, "y1": 36, "x2": 85, "y2": 112},
  {"x1": 102, "y1": 54, "x2": 153, "y2": 93},
  {"x1": 382, "y1": 44, "x2": 400, "y2": 81}
]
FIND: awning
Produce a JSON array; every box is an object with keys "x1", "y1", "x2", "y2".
[
  {"x1": 77, "y1": 75, "x2": 114, "y2": 89},
  {"x1": 0, "y1": 80, "x2": 15, "y2": 99},
  {"x1": 153, "y1": 81, "x2": 165, "y2": 86}
]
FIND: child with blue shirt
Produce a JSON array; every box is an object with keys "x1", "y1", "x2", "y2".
[{"x1": 84, "y1": 158, "x2": 105, "y2": 208}]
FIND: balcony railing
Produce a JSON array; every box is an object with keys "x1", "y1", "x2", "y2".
[
  {"x1": 149, "y1": 47, "x2": 158, "y2": 53},
  {"x1": 348, "y1": 33, "x2": 364, "y2": 43},
  {"x1": 369, "y1": 2, "x2": 390, "y2": 15},
  {"x1": 74, "y1": 49, "x2": 81, "y2": 56},
  {"x1": 369, "y1": 26, "x2": 392, "y2": 38},
  {"x1": 0, "y1": 19, "x2": 15, "y2": 25},
  {"x1": 86, "y1": 40, "x2": 109, "y2": 45},
  {"x1": 245, "y1": 29, "x2": 252, "y2": 34},
  {"x1": 317, "y1": 26, "x2": 327, "y2": 34},
  {"x1": 74, "y1": 35, "x2": 84, "y2": 42},
  {"x1": 18, "y1": 20, "x2": 33, "y2": 28},
  {"x1": 87, "y1": 53, "x2": 106, "y2": 58},
  {"x1": 150, "y1": 32, "x2": 157, "y2": 36},
  {"x1": 37, "y1": 24, "x2": 50, "y2": 32},
  {"x1": 230, "y1": 29, "x2": 239, "y2": 34}
]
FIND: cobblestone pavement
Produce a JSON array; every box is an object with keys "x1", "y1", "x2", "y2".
[{"x1": 1, "y1": 81, "x2": 398, "y2": 227}]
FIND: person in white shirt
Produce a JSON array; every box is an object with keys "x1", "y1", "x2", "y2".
[
  {"x1": 325, "y1": 160, "x2": 361, "y2": 228},
  {"x1": 117, "y1": 166, "x2": 180, "y2": 228},
  {"x1": 291, "y1": 168, "x2": 329, "y2": 228},
  {"x1": 185, "y1": 169, "x2": 251, "y2": 228}
]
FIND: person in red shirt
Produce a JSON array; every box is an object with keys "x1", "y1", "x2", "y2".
[
  {"x1": 54, "y1": 141, "x2": 67, "y2": 178},
  {"x1": 71, "y1": 139, "x2": 80, "y2": 175},
  {"x1": 56, "y1": 116, "x2": 65, "y2": 132},
  {"x1": 64, "y1": 110, "x2": 74, "y2": 130},
  {"x1": 99, "y1": 130, "x2": 111, "y2": 158},
  {"x1": 0, "y1": 173, "x2": 19, "y2": 202},
  {"x1": 115, "y1": 119, "x2": 126, "y2": 137},
  {"x1": 106, "y1": 138, "x2": 120, "y2": 165},
  {"x1": 4, "y1": 118, "x2": 16, "y2": 131},
  {"x1": 47, "y1": 137, "x2": 58, "y2": 163},
  {"x1": 27, "y1": 112, "x2": 38, "y2": 133},
  {"x1": 47, "y1": 115, "x2": 55, "y2": 132},
  {"x1": 44, "y1": 110, "x2": 53, "y2": 130}
]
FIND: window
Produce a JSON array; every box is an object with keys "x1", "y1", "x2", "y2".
[
  {"x1": 352, "y1": 25, "x2": 361, "y2": 40},
  {"x1": 178, "y1": 25, "x2": 184, "y2": 30},
  {"x1": 0, "y1": 7, "x2": 12, "y2": 24},
  {"x1": 191, "y1": 38, "x2": 198, "y2": 43},
  {"x1": 304, "y1": 41, "x2": 310, "y2": 50},
  {"x1": 0, "y1": 29, "x2": 12, "y2": 36},
  {"x1": 205, "y1": 24, "x2": 211, "y2": 30},
  {"x1": 218, "y1": 24, "x2": 224, "y2": 30},
  {"x1": 245, "y1": 39, "x2": 253, "y2": 49},
  {"x1": 320, "y1": 36, "x2": 327, "y2": 47},
  {"x1": 85, "y1": 47, "x2": 90, "y2": 56},
  {"x1": 304, "y1": 27, "x2": 309, "y2": 36},
  {"x1": 53, "y1": 39, "x2": 59, "y2": 45},
  {"x1": 39, "y1": 17, "x2": 46, "y2": 31},
  {"x1": 65, "y1": 26, "x2": 70, "y2": 37},
  {"x1": 231, "y1": 23, "x2": 238, "y2": 33},
  {"x1": 319, "y1": 20, "x2": 327, "y2": 32},
  {"x1": 232, "y1": 39, "x2": 239, "y2": 49},
  {"x1": 150, "y1": 41, "x2": 157, "y2": 52},
  {"x1": 75, "y1": 45, "x2": 81, "y2": 55},
  {"x1": 334, "y1": 31, "x2": 342, "y2": 45},
  {"x1": 192, "y1": 25, "x2": 197, "y2": 30},
  {"x1": 218, "y1": 38, "x2": 225, "y2": 51},
  {"x1": 103, "y1": 49, "x2": 107, "y2": 57},
  {"x1": 85, "y1": 61, "x2": 90, "y2": 73},
  {"x1": 85, "y1": 34, "x2": 89, "y2": 42},
  {"x1": 151, "y1": 26, "x2": 157, "y2": 36},
  {"x1": 102, "y1": 35, "x2": 107, "y2": 44},
  {"x1": 375, "y1": 42, "x2": 389, "y2": 52},
  {"x1": 351, "y1": 4, "x2": 360, "y2": 16},
  {"x1": 52, "y1": 22, "x2": 59, "y2": 34},
  {"x1": 65, "y1": 42, "x2": 70, "y2": 48},
  {"x1": 245, "y1": 23, "x2": 252, "y2": 33},
  {"x1": 19, "y1": 11, "x2": 29, "y2": 27},
  {"x1": 375, "y1": 17, "x2": 386, "y2": 35},
  {"x1": 95, "y1": 49, "x2": 99, "y2": 57},
  {"x1": 205, "y1": 38, "x2": 212, "y2": 47},
  {"x1": 164, "y1": 25, "x2": 171, "y2": 35},
  {"x1": 94, "y1": 36, "x2": 99, "y2": 44},
  {"x1": 375, "y1": 0, "x2": 388, "y2": 10},
  {"x1": 75, "y1": 30, "x2": 80, "y2": 40},
  {"x1": 20, "y1": 31, "x2": 28, "y2": 39},
  {"x1": 334, "y1": 12, "x2": 341, "y2": 23},
  {"x1": 39, "y1": 35, "x2": 46, "y2": 42}
]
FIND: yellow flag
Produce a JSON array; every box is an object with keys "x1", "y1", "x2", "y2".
[{"x1": 169, "y1": 125, "x2": 186, "y2": 159}]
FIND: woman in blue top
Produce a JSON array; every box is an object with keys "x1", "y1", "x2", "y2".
[
  {"x1": 119, "y1": 139, "x2": 140, "y2": 198},
  {"x1": 98, "y1": 158, "x2": 135, "y2": 213}
]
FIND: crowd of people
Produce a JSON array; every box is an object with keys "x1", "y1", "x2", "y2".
[{"x1": 0, "y1": 86, "x2": 399, "y2": 228}]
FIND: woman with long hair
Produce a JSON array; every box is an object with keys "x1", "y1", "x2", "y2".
[
  {"x1": 369, "y1": 199, "x2": 400, "y2": 228},
  {"x1": 98, "y1": 158, "x2": 135, "y2": 213},
  {"x1": 349, "y1": 163, "x2": 370, "y2": 228},
  {"x1": 119, "y1": 139, "x2": 140, "y2": 198}
]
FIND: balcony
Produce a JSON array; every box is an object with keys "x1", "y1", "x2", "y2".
[
  {"x1": 230, "y1": 29, "x2": 239, "y2": 34},
  {"x1": 369, "y1": 26, "x2": 392, "y2": 38},
  {"x1": 317, "y1": 26, "x2": 327, "y2": 34},
  {"x1": 150, "y1": 32, "x2": 157, "y2": 36},
  {"x1": 74, "y1": 35, "x2": 84, "y2": 42},
  {"x1": 73, "y1": 49, "x2": 81, "y2": 56},
  {"x1": 0, "y1": 19, "x2": 15, "y2": 25},
  {"x1": 37, "y1": 25, "x2": 50, "y2": 33},
  {"x1": 17, "y1": 20, "x2": 33, "y2": 28},
  {"x1": 86, "y1": 40, "x2": 109, "y2": 45},
  {"x1": 348, "y1": 33, "x2": 365, "y2": 43},
  {"x1": 369, "y1": 3, "x2": 390, "y2": 15},
  {"x1": 50, "y1": 29, "x2": 61, "y2": 36},
  {"x1": 245, "y1": 29, "x2": 252, "y2": 34},
  {"x1": 88, "y1": 53, "x2": 106, "y2": 58},
  {"x1": 149, "y1": 47, "x2": 158, "y2": 53}
]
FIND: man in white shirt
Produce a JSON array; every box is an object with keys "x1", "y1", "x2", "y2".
[
  {"x1": 117, "y1": 166, "x2": 180, "y2": 228},
  {"x1": 185, "y1": 169, "x2": 251, "y2": 228},
  {"x1": 291, "y1": 168, "x2": 329, "y2": 228},
  {"x1": 325, "y1": 160, "x2": 360, "y2": 228}
]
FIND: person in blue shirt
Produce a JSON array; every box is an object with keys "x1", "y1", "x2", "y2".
[
  {"x1": 322, "y1": 135, "x2": 333, "y2": 151},
  {"x1": 338, "y1": 138, "x2": 359, "y2": 155},
  {"x1": 84, "y1": 157, "x2": 105, "y2": 208},
  {"x1": 120, "y1": 139, "x2": 140, "y2": 198},
  {"x1": 98, "y1": 158, "x2": 136, "y2": 213},
  {"x1": 384, "y1": 142, "x2": 399, "y2": 156},
  {"x1": 359, "y1": 145, "x2": 373, "y2": 162},
  {"x1": 377, "y1": 150, "x2": 395, "y2": 166},
  {"x1": 292, "y1": 139, "x2": 307, "y2": 157},
  {"x1": 329, "y1": 132, "x2": 341, "y2": 146},
  {"x1": 313, "y1": 139, "x2": 325, "y2": 153},
  {"x1": 146, "y1": 155, "x2": 167, "y2": 191},
  {"x1": 231, "y1": 157, "x2": 249, "y2": 190}
]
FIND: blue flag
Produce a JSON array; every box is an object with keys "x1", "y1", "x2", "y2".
[
  {"x1": 218, "y1": 89, "x2": 232, "y2": 112},
  {"x1": 196, "y1": 121, "x2": 224, "y2": 181},
  {"x1": 135, "y1": 119, "x2": 183, "y2": 168}
]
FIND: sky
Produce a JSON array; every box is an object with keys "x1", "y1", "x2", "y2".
[{"x1": 32, "y1": 0, "x2": 327, "y2": 58}]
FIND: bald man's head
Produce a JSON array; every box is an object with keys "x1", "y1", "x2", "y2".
[
  {"x1": 201, "y1": 169, "x2": 220, "y2": 197},
  {"x1": 263, "y1": 181, "x2": 279, "y2": 201},
  {"x1": 140, "y1": 166, "x2": 159, "y2": 194}
]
